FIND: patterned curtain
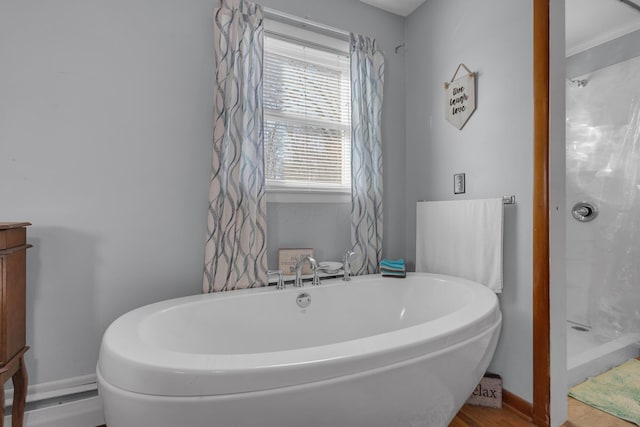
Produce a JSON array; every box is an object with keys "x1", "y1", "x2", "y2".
[
  {"x1": 203, "y1": 0, "x2": 267, "y2": 292},
  {"x1": 349, "y1": 33, "x2": 385, "y2": 275}
]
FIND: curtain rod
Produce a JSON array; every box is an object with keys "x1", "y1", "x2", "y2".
[{"x1": 263, "y1": 7, "x2": 351, "y2": 41}]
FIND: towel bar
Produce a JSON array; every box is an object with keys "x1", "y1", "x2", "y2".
[{"x1": 418, "y1": 196, "x2": 516, "y2": 205}]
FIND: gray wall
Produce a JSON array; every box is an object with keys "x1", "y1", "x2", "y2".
[
  {"x1": 1, "y1": 0, "x2": 214, "y2": 385},
  {"x1": 404, "y1": 0, "x2": 534, "y2": 401},
  {"x1": 0, "y1": 0, "x2": 405, "y2": 386},
  {"x1": 266, "y1": 203, "x2": 351, "y2": 269}
]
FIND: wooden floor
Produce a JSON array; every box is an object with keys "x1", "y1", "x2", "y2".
[
  {"x1": 448, "y1": 398, "x2": 635, "y2": 427},
  {"x1": 449, "y1": 404, "x2": 535, "y2": 426}
]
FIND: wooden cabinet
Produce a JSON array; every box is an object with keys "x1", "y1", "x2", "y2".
[{"x1": 0, "y1": 223, "x2": 31, "y2": 427}]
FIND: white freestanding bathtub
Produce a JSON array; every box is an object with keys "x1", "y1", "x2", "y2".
[{"x1": 97, "y1": 273, "x2": 501, "y2": 427}]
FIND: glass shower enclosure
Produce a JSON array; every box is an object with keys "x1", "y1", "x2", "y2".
[{"x1": 566, "y1": 48, "x2": 640, "y2": 387}]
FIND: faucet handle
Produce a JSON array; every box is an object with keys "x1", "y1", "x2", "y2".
[
  {"x1": 343, "y1": 250, "x2": 356, "y2": 263},
  {"x1": 268, "y1": 270, "x2": 285, "y2": 290},
  {"x1": 343, "y1": 251, "x2": 356, "y2": 269},
  {"x1": 342, "y1": 250, "x2": 357, "y2": 282}
]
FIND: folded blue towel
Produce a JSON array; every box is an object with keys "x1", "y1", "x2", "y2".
[
  {"x1": 380, "y1": 258, "x2": 406, "y2": 278},
  {"x1": 381, "y1": 269, "x2": 406, "y2": 278},
  {"x1": 381, "y1": 258, "x2": 404, "y2": 266},
  {"x1": 380, "y1": 265, "x2": 405, "y2": 273},
  {"x1": 380, "y1": 258, "x2": 405, "y2": 272}
]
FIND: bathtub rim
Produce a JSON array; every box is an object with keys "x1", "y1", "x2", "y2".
[{"x1": 98, "y1": 272, "x2": 501, "y2": 397}]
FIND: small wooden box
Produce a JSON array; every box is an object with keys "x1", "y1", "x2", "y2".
[
  {"x1": 278, "y1": 248, "x2": 314, "y2": 275},
  {"x1": 466, "y1": 373, "x2": 502, "y2": 408}
]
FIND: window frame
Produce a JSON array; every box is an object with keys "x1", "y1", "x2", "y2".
[{"x1": 263, "y1": 18, "x2": 352, "y2": 204}]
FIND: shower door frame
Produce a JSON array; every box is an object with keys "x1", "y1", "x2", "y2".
[{"x1": 533, "y1": 0, "x2": 551, "y2": 426}]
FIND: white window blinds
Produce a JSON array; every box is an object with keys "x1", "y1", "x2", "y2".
[{"x1": 263, "y1": 35, "x2": 351, "y2": 192}]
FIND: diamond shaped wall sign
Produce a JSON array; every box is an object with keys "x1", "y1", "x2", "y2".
[{"x1": 444, "y1": 64, "x2": 476, "y2": 130}]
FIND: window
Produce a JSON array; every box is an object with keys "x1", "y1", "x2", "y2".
[{"x1": 263, "y1": 25, "x2": 351, "y2": 200}]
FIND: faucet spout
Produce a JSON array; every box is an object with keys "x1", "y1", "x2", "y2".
[{"x1": 294, "y1": 256, "x2": 319, "y2": 287}]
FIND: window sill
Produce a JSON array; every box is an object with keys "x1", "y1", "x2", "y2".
[{"x1": 266, "y1": 187, "x2": 351, "y2": 204}]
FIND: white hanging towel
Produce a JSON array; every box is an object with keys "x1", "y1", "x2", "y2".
[{"x1": 416, "y1": 199, "x2": 503, "y2": 292}]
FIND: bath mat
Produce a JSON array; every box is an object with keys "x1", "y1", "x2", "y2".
[{"x1": 569, "y1": 358, "x2": 640, "y2": 426}]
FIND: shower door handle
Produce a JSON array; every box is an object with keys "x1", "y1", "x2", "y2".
[{"x1": 572, "y1": 202, "x2": 598, "y2": 222}]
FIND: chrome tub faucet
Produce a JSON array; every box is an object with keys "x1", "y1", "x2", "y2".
[{"x1": 294, "y1": 256, "x2": 320, "y2": 287}]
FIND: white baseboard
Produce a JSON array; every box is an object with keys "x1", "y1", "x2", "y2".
[
  {"x1": 4, "y1": 373, "x2": 98, "y2": 405},
  {"x1": 4, "y1": 395, "x2": 104, "y2": 427},
  {"x1": 4, "y1": 374, "x2": 104, "y2": 427}
]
